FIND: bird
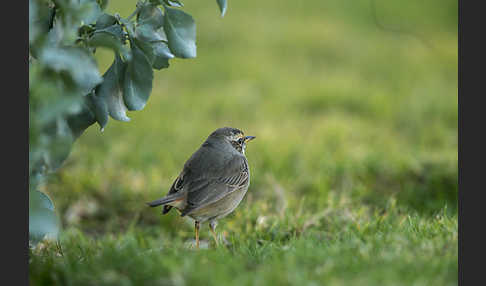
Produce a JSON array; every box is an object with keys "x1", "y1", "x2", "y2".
[{"x1": 147, "y1": 127, "x2": 256, "y2": 248}]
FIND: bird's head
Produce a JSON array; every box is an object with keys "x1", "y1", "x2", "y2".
[{"x1": 208, "y1": 127, "x2": 256, "y2": 154}]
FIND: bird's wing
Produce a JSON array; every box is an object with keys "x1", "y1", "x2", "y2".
[
  {"x1": 180, "y1": 155, "x2": 249, "y2": 216},
  {"x1": 161, "y1": 144, "x2": 218, "y2": 213},
  {"x1": 162, "y1": 170, "x2": 186, "y2": 214}
]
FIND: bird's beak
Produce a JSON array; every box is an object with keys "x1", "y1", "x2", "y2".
[{"x1": 244, "y1": 136, "x2": 256, "y2": 142}]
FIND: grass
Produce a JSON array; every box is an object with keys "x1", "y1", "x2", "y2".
[
  {"x1": 29, "y1": 0, "x2": 458, "y2": 285},
  {"x1": 30, "y1": 202, "x2": 457, "y2": 286}
]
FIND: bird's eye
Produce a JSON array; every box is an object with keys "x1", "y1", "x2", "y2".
[{"x1": 238, "y1": 137, "x2": 244, "y2": 144}]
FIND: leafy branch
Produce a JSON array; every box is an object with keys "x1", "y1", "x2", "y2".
[{"x1": 29, "y1": 0, "x2": 229, "y2": 244}]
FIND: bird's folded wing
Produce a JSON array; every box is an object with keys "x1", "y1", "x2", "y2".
[
  {"x1": 162, "y1": 171, "x2": 186, "y2": 214},
  {"x1": 181, "y1": 156, "x2": 249, "y2": 216}
]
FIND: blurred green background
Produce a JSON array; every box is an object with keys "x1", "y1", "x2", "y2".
[{"x1": 31, "y1": 0, "x2": 458, "y2": 285}]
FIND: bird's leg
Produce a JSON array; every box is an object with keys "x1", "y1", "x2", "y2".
[
  {"x1": 209, "y1": 221, "x2": 219, "y2": 247},
  {"x1": 195, "y1": 221, "x2": 200, "y2": 249}
]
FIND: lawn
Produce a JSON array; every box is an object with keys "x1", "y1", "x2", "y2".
[{"x1": 29, "y1": 0, "x2": 458, "y2": 285}]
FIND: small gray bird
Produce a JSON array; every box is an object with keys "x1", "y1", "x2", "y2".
[{"x1": 147, "y1": 127, "x2": 255, "y2": 248}]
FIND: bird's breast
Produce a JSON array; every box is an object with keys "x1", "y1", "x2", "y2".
[{"x1": 188, "y1": 183, "x2": 250, "y2": 222}]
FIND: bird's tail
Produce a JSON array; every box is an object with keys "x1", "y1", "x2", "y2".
[{"x1": 146, "y1": 193, "x2": 182, "y2": 207}]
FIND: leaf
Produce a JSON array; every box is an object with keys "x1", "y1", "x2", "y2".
[
  {"x1": 134, "y1": 4, "x2": 170, "y2": 64},
  {"x1": 155, "y1": 27, "x2": 168, "y2": 42},
  {"x1": 43, "y1": 117, "x2": 75, "y2": 171},
  {"x1": 152, "y1": 41, "x2": 174, "y2": 69},
  {"x1": 97, "y1": 24, "x2": 125, "y2": 40},
  {"x1": 88, "y1": 93, "x2": 109, "y2": 131},
  {"x1": 29, "y1": 0, "x2": 38, "y2": 43},
  {"x1": 35, "y1": 90, "x2": 85, "y2": 126},
  {"x1": 96, "y1": 55, "x2": 131, "y2": 122},
  {"x1": 79, "y1": 0, "x2": 103, "y2": 25},
  {"x1": 123, "y1": 42, "x2": 154, "y2": 110},
  {"x1": 45, "y1": 24, "x2": 64, "y2": 47},
  {"x1": 29, "y1": 0, "x2": 54, "y2": 44},
  {"x1": 98, "y1": 0, "x2": 109, "y2": 10},
  {"x1": 133, "y1": 37, "x2": 174, "y2": 70},
  {"x1": 89, "y1": 25, "x2": 130, "y2": 60},
  {"x1": 216, "y1": 0, "x2": 227, "y2": 17},
  {"x1": 95, "y1": 13, "x2": 117, "y2": 29},
  {"x1": 133, "y1": 20, "x2": 173, "y2": 69},
  {"x1": 163, "y1": 0, "x2": 184, "y2": 8},
  {"x1": 135, "y1": 24, "x2": 165, "y2": 43},
  {"x1": 29, "y1": 190, "x2": 59, "y2": 245},
  {"x1": 119, "y1": 17, "x2": 136, "y2": 37},
  {"x1": 40, "y1": 46, "x2": 102, "y2": 95},
  {"x1": 163, "y1": 5, "x2": 196, "y2": 58},
  {"x1": 150, "y1": 0, "x2": 184, "y2": 7},
  {"x1": 138, "y1": 4, "x2": 164, "y2": 29},
  {"x1": 133, "y1": 37, "x2": 156, "y2": 64},
  {"x1": 66, "y1": 99, "x2": 97, "y2": 138},
  {"x1": 37, "y1": 191, "x2": 55, "y2": 211}
]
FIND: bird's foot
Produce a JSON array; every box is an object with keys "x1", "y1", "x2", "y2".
[{"x1": 186, "y1": 239, "x2": 209, "y2": 250}]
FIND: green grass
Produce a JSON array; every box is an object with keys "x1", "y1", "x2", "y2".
[
  {"x1": 30, "y1": 0, "x2": 458, "y2": 285},
  {"x1": 30, "y1": 202, "x2": 457, "y2": 286}
]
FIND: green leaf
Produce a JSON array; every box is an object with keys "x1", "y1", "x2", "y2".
[
  {"x1": 40, "y1": 47, "x2": 103, "y2": 95},
  {"x1": 155, "y1": 27, "x2": 169, "y2": 42},
  {"x1": 133, "y1": 37, "x2": 156, "y2": 64},
  {"x1": 29, "y1": 190, "x2": 59, "y2": 245},
  {"x1": 150, "y1": 0, "x2": 183, "y2": 7},
  {"x1": 163, "y1": 0, "x2": 184, "y2": 8},
  {"x1": 66, "y1": 99, "x2": 97, "y2": 138},
  {"x1": 96, "y1": 55, "x2": 131, "y2": 122},
  {"x1": 163, "y1": 5, "x2": 196, "y2": 58},
  {"x1": 135, "y1": 24, "x2": 165, "y2": 43},
  {"x1": 43, "y1": 117, "x2": 75, "y2": 171},
  {"x1": 45, "y1": 24, "x2": 64, "y2": 47},
  {"x1": 123, "y1": 42, "x2": 154, "y2": 110},
  {"x1": 216, "y1": 0, "x2": 227, "y2": 17},
  {"x1": 131, "y1": 36, "x2": 174, "y2": 71},
  {"x1": 133, "y1": 21, "x2": 173, "y2": 69},
  {"x1": 138, "y1": 4, "x2": 164, "y2": 29},
  {"x1": 36, "y1": 190, "x2": 55, "y2": 211},
  {"x1": 98, "y1": 24, "x2": 125, "y2": 39},
  {"x1": 29, "y1": 0, "x2": 54, "y2": 44},
  {"x1": 119, "y1": 17, "x2": 136, "y2": 37},
  {"x1": 29, "y1": 0, "x2": 38, "y2": 43},
  {"x1": 88, "y1": 93, "x2": 109, "y2": 131},
  {"x1": 35, "y1": 90, "x2": 85, "y2": 126},
  {"x1": 79, "y1": 0, "x2": 103, "y2": 25},
  {"x1": 152, "y1": 41, "x2": 174, "y2": 69},
  {"x1": 89, "y1": 25, "x2": 130, "y2": 60},
  {"x1": 98, "y1": 0, "x2": 109, "y2": 10},
  {"x1": 95, "y1": 13, "x2": 117, "y2": 29},
  {"x1": 134, "y1": 5, "x2": 170, "y2": 64}
]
